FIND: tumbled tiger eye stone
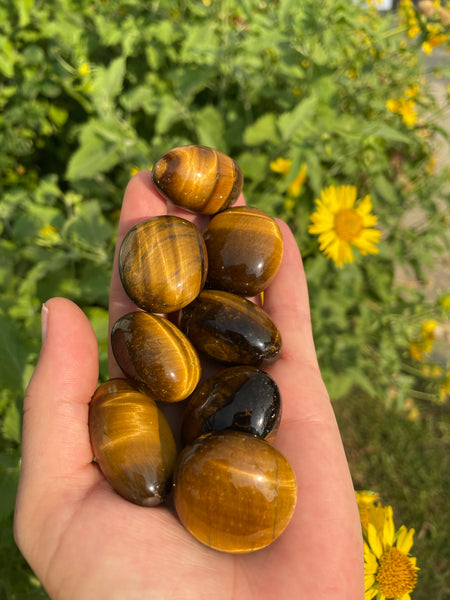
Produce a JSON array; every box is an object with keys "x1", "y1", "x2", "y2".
[
  {"x1": 181, "y1": 366, "x2": 281, "y2": 445},
  {"x1": 152, "y1": 145, "x2": 243, "y2": 215},
  {"x1": 119, "y1": 215, "x2": 207, "y2": 313},
  {"x1": 203, "y1": 206, "x2": 283, "y2": 296},
  {"x1": 174, "y1": 430, "x2": 297, "y2": 553},
  {"x1": 89, "y1": 379, "x2": 177, "y2": 506},
  {"x1": 180, "y1": 289, "x2": 281, "y2": 366},
  {"x1": 111, "y1": 311, "x2": 201, "y2": 403}
]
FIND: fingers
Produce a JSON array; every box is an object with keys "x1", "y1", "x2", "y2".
[
  {"x1": 264, "y1": 220, "x2": 320, "y2": 371},
  {"x1": 19, "y1": 298, "x2": 99, "y2": 483}
]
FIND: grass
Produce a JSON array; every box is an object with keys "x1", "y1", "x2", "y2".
[{"x1": 334, "y1": 392, "x2": 450, "y2": 600}]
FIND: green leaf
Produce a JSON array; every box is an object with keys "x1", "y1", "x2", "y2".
[
  {"x1": 0, "y1": 464, "x2": 19, "y2": 521},
  {"x1": 243, "y1": 113, "x2": 278, "y2": 146},
  {"x1": 66, "y1": 130, "x2": 121, "y2": 180},
  {"x1": 278, "y1": 96, "x2": 317, "y2": 142},
  {"x1": 91, "y1": 56, "x2": 126, "y2": 114},
  {"x1": 2, "y1": 400, "x2": 21, "y2": 444},
  {"x1": 0, "y1": 316, "x2": 29, "y2": 394},
  {"x1": 63, "y1": 201, "x2": 114, "y2": 250},
  {"x1": 194, "y1": 105, "x2": 225, "y2": 150},
  {"x1": 154, "y1": 95, "x2": 184, "y2": 135}
]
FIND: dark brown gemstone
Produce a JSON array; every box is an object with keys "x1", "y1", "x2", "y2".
[
  {"x1": 152, "y1": 145, "x2": 243, "y2": 215},
  {"x1": 89, "y1": 379, "x2": 177, "y2": 506},
  {"x1": 173, "y1": 430, "x2": 297, "y2": 553},
  {"x1": 180, "y1": 289, "x2": 281, "y2": 366},
  {"x1": 181, "y1": 365, "x2": 281, "y2": 445},
  {"x1": 119, "y1": 215, "x2": 207, "y2": 313},
  {"x1": 111, "y1": 312, "x2": 201, "y2": 403},
  {"x1": 203, "y1": 206, "x2": 283, "y2": 296}
]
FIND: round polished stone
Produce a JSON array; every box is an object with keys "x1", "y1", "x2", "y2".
[
  {"x1": 173, "y1": 430, "x2": 297, "y2": 553},
  {"x1": 181, "y1": 365, "x2": 281, "y2": 445},
  {"x1": 111, "y1": 311, "x2": 201, "y2": 403},
  {"x1": 180, "y1": 289, "x2": 282, "y2": 366},
  {"x1": 119, "y1": 215, "x2": 207, "y2": 313},
  {"x1": 152, "y1": 145, "x2": 243, "y2": 215},
  {"x1": 89, "y1": 379, "x2": 177, "y2": 506},
  {"x1": 203, "y1": 206, "x2": 283, "y2": 296}
]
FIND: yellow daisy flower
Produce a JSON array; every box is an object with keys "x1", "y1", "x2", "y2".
[
  {"x1": 269, "y1": 157, "x2": 292, "y2": 174},
  {"x1": 356, "y1": 491, "x2": 379, "y2": 532},
  {"x1": 364, "y1": 504, "x2": 419, "y2": 600},
  {"x1": 287, "y1": 163, "x2": 307, "y2": 197},
  {"x1": 308, "y1": 185, "x2": 381, "y2": 267}
]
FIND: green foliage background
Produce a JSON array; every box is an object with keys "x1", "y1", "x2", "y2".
[{"x1": 0, "y1": 0, "x2": 449, "y2": 597}]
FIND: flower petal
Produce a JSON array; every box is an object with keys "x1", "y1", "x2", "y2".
[{"x1": 396, "y1": 525, "x2": 415, "y2": 554}]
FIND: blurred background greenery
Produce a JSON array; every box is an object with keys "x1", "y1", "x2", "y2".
[{"x1": 0, "y1": 0, "x2": 449, "y2": 598}]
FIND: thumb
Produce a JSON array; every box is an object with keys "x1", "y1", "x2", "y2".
[{"x1": 18, "y1": 297, "x2": 99, "y2": 486}]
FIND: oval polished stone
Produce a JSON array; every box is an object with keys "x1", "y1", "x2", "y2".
[
  {"x1": 111, "y1": 311, "x2": 201, "y2": 403},
  {"x1": 174, "y1": 430, "x2": 297, "y2": 553},
  {"x1": 152, "y1": 145, "x2": 243, "y2": 215},
  {"x1": 181, "y1": 366, "x2": 281, "y2": 445},
  {"x1": 180, "y1": 290, "x2": 281, "y2": 366},
  {"x1": 119, "y1": 215, "x2": 207, "y2": 313},
  {"x1": 203, "y1": 206, "x2": 283, "y2": 296},
  {"x1": 89, "y1": 379, "x2": 177, "y2": 506}
]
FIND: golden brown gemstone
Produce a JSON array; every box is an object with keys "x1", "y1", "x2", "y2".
[
  {"x1": 89, "y1": 379, "x2": 177, "y2": 506},
  {"x1": 203, "y1": 206, "x2": 283, "y2": 296},
  {"x1": 173, "y1": 430, "x2": 297, "y2": 553},
  {"x1": 181, "y1": 366, "x2": 281, "y2": 445},
  {"x1": 119, "y1": 215, "x2": 207, "y2": 313},
  {"x1": 111, "y1": 311, "x2": 201, "y2": 403},
  {"x1": 180, "y1": 289, "x2": 282, "y2": 366},
  {"x1": 152, "y1": 145, "x2": 243, "y2": 215}
]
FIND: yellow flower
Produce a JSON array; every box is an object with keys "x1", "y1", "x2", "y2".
[
  {"x1": 39, "y1": 224, "x2": 58, "y2": 237},
  {"x1": 386, "y1": 98, "x2": 418, "y2": 127},
  {"x1": 408, "y1": 319, "x2": 437, "y2": 361},
  {"x1": 421, "y1": 319, "x2": 437, "y2": 352},
  {"x1": 422, "y1": 33, "x2": 448, "y2": 54},
  {"x1": 440, "y1": 372, "x2": 450, "y2": 402},
  {"x1": 78, "y1": 62, "x2": 91, "y2": 77},
  {"x1": 404, "y1": 84, "x2": 419, "y2": 99},
  {"x1": 130, "y1": 165, "x2": 141, "y2": 177},
  {"x1": 287, "y1": 163, "x2": 307, "y2": 197},
  {"x1": 408, "y1": 340, "x2": 424, "y2": 361},
  {"x1": 356, "y1": 491, "x2": 379, "y2": 532},
  {"x1": 439, "y1": 294, "x2": 450, "y2": 310},
  {"x1": 364, "y1": 504, "x2": 419, "y2": 600},
  {"x1": 269, "y1": 157, "x2": 292, "y2": 174},
  {"x1": 309, "y1": 185, "x2": 381, "y2": 268}
]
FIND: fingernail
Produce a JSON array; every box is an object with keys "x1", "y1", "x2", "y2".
[{"x1": 41, "y1": 302, "x2": 49, "y2": 343}]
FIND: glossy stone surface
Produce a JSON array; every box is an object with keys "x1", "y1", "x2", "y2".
[
  {"x1": 119, "y1": 215, "x2": 207, "y2": 313},
  {"x1": 174, "y1": 430, "x2": 297, "y2": 553},
  {"x1": 89, "y1": 379, "x2": 177, "y2": 506},
  {"x1": 181, "y1": 366, "x2": 281, "y2": 445},
  {"x1": 111, "y1": 311, "x2": 201, "y2": 403},
  {"x1": 203, "y1": 206, "x2": 283, "y2": 296},
  {"x1": 152, "y1": 145, "x2": 243, "y2": 215},
  {"x1": 180, "y1": 290, "x2": 281, "y2": 366}
]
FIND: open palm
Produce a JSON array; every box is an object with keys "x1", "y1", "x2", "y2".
[{"x1": 14, "y1": 171, "x2": 363, "y2": 600}]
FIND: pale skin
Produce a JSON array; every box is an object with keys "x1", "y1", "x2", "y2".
[{"x1": 14, "y1": 171, "x2": 364, "y2": 600}]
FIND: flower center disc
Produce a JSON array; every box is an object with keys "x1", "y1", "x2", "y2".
[
  {"x1": 334, "y1": 208, "x2": 363, "y2": 242},
  {"x1": 376, "y1": 547, "x2": 418, "y2": 598}
]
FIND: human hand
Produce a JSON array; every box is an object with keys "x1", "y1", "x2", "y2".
[{"x1": 14, "y1": 170, "x2": 364, "y2": 599}]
